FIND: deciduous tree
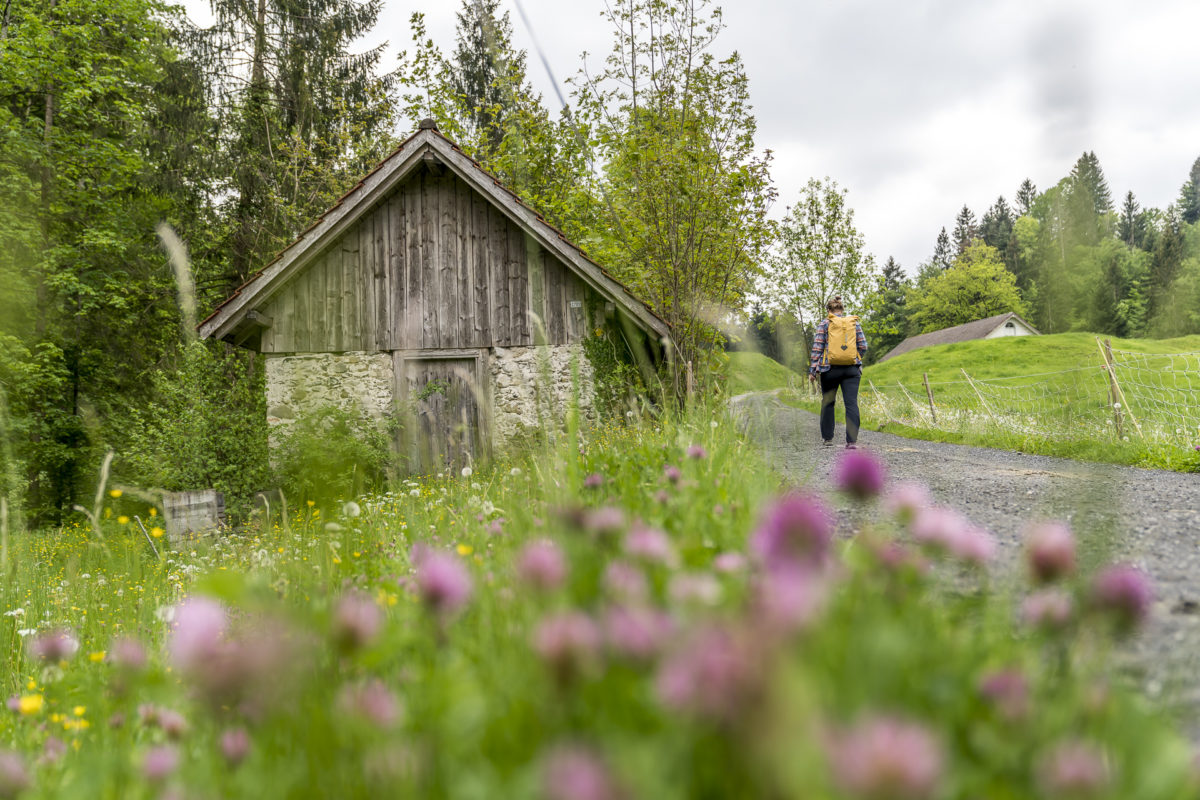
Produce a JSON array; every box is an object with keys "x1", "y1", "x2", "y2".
[{"x1": 908, "y1": 243, "x2": 1027, "y2": 333}]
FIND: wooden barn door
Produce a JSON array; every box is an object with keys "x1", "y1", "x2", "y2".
[{"x1": 396, "y1": 352, "x2": 487, "y2": 474}]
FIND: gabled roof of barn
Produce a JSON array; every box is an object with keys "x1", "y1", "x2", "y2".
[
  {"x1": 198, "y1": 120, "x2": 671, "y2": 344},
  {"x1": 878, "y1": 312, "x2": 1039, "y2": 362}
]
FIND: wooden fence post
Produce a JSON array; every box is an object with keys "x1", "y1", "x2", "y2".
[
  {"x1": 686, "y1": 360, "x2": 694, "y2": 400},
  {"x1": 1099, "y1": 338, "x2": 1144, "y2": 441},
  {"x1": 922, "y1": 372, "x2": 938, "y2": 424}
]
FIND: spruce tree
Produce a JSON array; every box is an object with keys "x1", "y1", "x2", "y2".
[
  {"x1": 1067, "y1": 151, "x2": 1113, "y2": 246},
  {"x1": 980, "y1": 196, "x2": 1014, "y2": 252},
  {"x1": 952, "y1": 205, "x2": 978, "y2": 254},
  {"x1": 931, "y1": 227, "x2": 953, "y2": 271},
  {"x1": 446, "y1": 0, "x2": 529, "y2": 159},
  {"x1": 192, "y1": 0, "x2": 396, "y2": 286},
  {"x1": 1118, "y1": 191, "x2": 1148, "y2": 249},
  {"x1": 1179, "y1": 155, "x2": 1200, "y2": 225},
  {"x1": 1015, "y1": 179, "x2": 1038, "y2": 215}
]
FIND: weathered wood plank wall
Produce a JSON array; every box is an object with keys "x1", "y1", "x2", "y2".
[{"x1": 259, "y1": 166, "x2": 595, "y2": 354}]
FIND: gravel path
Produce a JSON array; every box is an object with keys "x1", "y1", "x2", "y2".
[{"x1": 733, "y1": 391, "x2": 1200, "y2": 736}]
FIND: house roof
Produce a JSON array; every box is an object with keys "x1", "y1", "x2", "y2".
[
  {"x1": 198, "y1": 121, "x2": 671, "y2": 344},
  {"x1": 879, "y1": 312, "x2": 1039, "y2": 362}
]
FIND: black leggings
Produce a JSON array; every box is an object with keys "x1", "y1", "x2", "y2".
[{"x1": 819, "y1": 365, "x2": 862, "y2": 443}]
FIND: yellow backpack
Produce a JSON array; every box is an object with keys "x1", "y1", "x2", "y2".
[{"x1": 823, "y1": 314, "x2": 860, "y2": 366}]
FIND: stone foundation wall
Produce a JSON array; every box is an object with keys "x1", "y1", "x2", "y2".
[
  {"x1": 490, "y1": 345, "x2": 596, "y2": 445},
  {"x1": 264, "y1": 352, "x2": 394, "y2": 427}
]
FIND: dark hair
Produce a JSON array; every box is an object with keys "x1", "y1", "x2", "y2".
[{"x1": 826, "y1": 296, "x2": 845, "y2": 312}]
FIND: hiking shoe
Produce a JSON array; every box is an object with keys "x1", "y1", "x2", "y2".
[
  {"x1": 845, "y1": 443, "x2": 858, "y2": 450},
  {"x1": 822, "y1": 440, "x2": 833, "y2": 448}
]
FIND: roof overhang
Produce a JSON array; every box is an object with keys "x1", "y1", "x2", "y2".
[{"x1": 199, "y1": 128, "x2": 671, "y2": 345}]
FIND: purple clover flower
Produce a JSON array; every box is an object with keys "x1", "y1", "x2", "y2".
[
  {"x1": 169, "y1": 597, "x2": 226, "y2": 673},
  {"x1": 1038, "y1": 740, "x2": 1110, "y2": 796},
  {"x1": 623, "y1": 525, "x2": 677, "y2": 567},
  {"x1": 416, "y1": 551, "x2": 473, "y2": 617},
  {"x1": 827, "y1": 717, "x2": 943, "y2": 800},
  {"x1": 332, "y1": 591, "x2": 383, "y2": 652},
  {"x1": 1025, "y1": 522, "x2": 1076, "y2": 583},
  {"x1": 1091, "y1": 564, "x2": 1154, "y2": 632},
  {"x1": 542, "y1": 746, "x2": 621, "y2": 800},
  {"x1": 517, "y1": 540, "x2": 567, "y2": 592},
  {"x1": 686, "y1": 444, "x2": 708, "y2": 460},
  {"x1": 533, "y1": 612, "x2": 601, "y2": 682},
  {"x1": 833, "y1": 450, "x2": 886, "y2": 500},
  {"x1": 750, "y1": 493, "x2": 833, "y2": 570},
  {"x1": 220, "y1": 728, "x2": 251, "y2": 767},
  {"x1": 142, "y1": 745, "x2": 180, "y2": 782},
  {"x1": 30, "y1": 629, "x2": 79, "y2": 663}
]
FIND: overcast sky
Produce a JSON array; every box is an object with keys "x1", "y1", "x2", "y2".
[{"x1": 185, "y1": 0, "x2": 1200, "y2": 274}]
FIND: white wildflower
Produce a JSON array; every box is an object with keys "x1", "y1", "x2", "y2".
[
  {"x1": 461, "y1": 466, "x2": 473, "y2": 478},
  {"x1": 342, "y1": 501, "x2": 361, "y2": 518}
]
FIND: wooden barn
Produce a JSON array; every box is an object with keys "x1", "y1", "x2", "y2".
[{"x1": 199, "y1": 119, "x2": 670, "y2": 472}]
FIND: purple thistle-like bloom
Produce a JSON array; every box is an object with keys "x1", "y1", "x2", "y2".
[
  {"x1": 1038, "y1": 740, "x2": 1111, "y2": 796},
  {"x1": 416, "y1": 551, "x2": 473, "y2": 616},
  {"x1": 1021, "y1": 589, "x2": 1074, "y2": 630},
  {"x1": 827, "y1": 717, "x2": 943, "y2": 800},
  {"x1": 978, "y1": 669, "x2": 1030, "y2": 721},
  {"x1": 517, "y1": 540, "x2": 567, "y2": 592},
  {"x1": 534, "y1": 612, "x2": 601, "y2": 681},
  {"x1": 157, "y1": 708, "x2": 188, "y2": 740},
  {"x1": 584, "y1": 507, "x2": 626, "y2": 535},
  {"x1": 0, "y1": 750, "x2": 30, "y2": 799},
  {"x1": 833, "y1": 450, "x2": 886, "y2": 500},
  {"x1": 713, "y1": 552, "x2": 747, "y2": 573},
  {"x1": 338, "y1": 679, "x2": 401, "y2": 729},
  {"x1": 756, "y1": 563, "x2": 828, "y2": 633},
  {"x1": 1091, "y1": 564, "x2": 1154, "y2": 632},
  {"x1": 750, "y1": 493, "x2": 833, "y2": 570},
  {"x1": 1025, "y1": 522, "x2": 1076, "y2": 583},
  {"x1": 110, "y1": 636, "x2": 148, "y2": 671},
  {"x1": 624, "y1": 525, "x2": 677, "y2": 567},
  {"x1": 142, "y1": 745, "x2": 180, "y2": 782},
  {"x1": 656, "y1": 625, "x2": 760, "y2": 722},
  {"x1": 30, "y1": 629, "x2": 79, "y2": 662},
  {"x1": 332, "y1": 591, "x2": 384, "y2": 652},
  {"x1": 220, "y1": 728, "x2": 251, "y2": 767},
  {"x1": 583, "y1": 473, "x2": 604, "y2": 489},
  {"x1": 169, "y1": 596, "x2": 227, "y2": 673},
  {"x1": 4, "y1": 697, "x2": 17, "y2": 714},
  {"x1": 603, "y1": 561, "x2": 648, "y2": 602},
  {"x1": 542, "y1": 746, "x2": 622, "y2": 800},
  {"x1": 686, "y1": 444, "x2": 708, "y2": 460},
  {"x1": 663, "y1": 464, "x2": 682, "y2": 484},
  {"x1": 881, "y1": 482, "x2": 931, "y2": 523},
  {"x1": 944, "y1": 525, "x2": 998, "y2": 565},
  {"x1": 39, "y1": 736, "x2": 66, "y2": 766},
  {"x1": 668, "y1": 572, "x2": 722, "y2": 607},
  {"x1": 602, "y1": 606, "x2": 673, "y2": 662}
]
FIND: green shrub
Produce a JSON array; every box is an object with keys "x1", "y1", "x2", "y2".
[{"x1": 272, "y1": 404, "x2": 396, "y2": 505}]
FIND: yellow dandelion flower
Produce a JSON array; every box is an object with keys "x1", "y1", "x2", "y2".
[
  {"x1": 117, "y1": 516, "x2": 130, "y2": 525},
  {"x1": 109, "y1": 489, "x2": 123, "y2": 498},
  {"x1": 150, "y1": 527, "x2": 164, "y2": 538},
  {"x1": 149, "y1": 507, "x2": 157, "y2": 517},
  {"x1": 353, "y1": 551, "x2": 361, "y2": 558},
  {"x1": 332, "y1": 557, "x2": 342, "y2": 564},
  {"x1": 50, "y1": 713, "x2": 64, "y2": 724},
  {"x1": 312, "y1": 509, "x2": 320, "y2": 517},
  {"x1": 18, "y1": 695, "x2": 43, "y2": 715},
  {"x1": 277, "y1": 547, "x2": 284, "y2": 554},
  {"x1": 306, "y1": 500, "x2": 315, "y2": 508},
  {"x1": 73, "y1": 706, "x2": 86, "y2": 716},
  {"x1": 375, "y1": 589, "x2": 398, "y2": 607},
  {"x1": 88, "y1": 651, "x2": 105, "y2": 663},
  {"x1": 25, "y1": 679, "x2": 36, "y2": 691},
  {"x1": 456, "y1": 544, "x2": 473, "y2": 556}
]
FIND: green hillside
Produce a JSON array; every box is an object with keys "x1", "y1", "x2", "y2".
[
  {"x1": 865, "y1": 332, "x2": 1200, "y2": 385},
  {"x1": 726, "y1": 351, "x2": 804, "y2": 395}
]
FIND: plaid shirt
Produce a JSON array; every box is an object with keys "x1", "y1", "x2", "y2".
[{"x1": 809, "y1": 314, "x2": 868, "y2": 375}]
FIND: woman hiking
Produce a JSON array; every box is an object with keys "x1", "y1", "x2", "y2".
[{"x1": 808, "y1": 296, "x2": 868, "y2": 449}]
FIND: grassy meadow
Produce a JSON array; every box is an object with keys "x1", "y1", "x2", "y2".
[
  {"x1": 0, "y1": 405, "x2": 1196, "y2": 798},
  {"x1": 783, "y1": 333, "x2": 1200, "y2": 472}
]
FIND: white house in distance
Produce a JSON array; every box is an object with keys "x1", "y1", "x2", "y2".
[{"x1": 879, "y1": 312, "x2": 1039, "y2": 362}]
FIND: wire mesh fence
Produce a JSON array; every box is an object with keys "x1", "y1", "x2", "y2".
[{"x1": 798, "y1": 339, "x2": 1200, "y2": 450}]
